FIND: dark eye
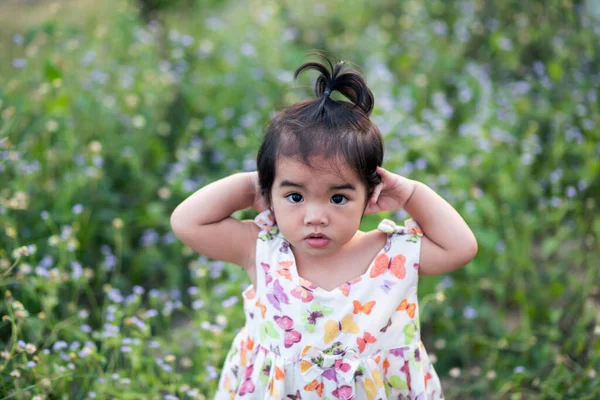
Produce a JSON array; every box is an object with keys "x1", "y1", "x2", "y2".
[
  {"x1": 286, "y1": 193, "x2": 303, "y2": 203},
  {"x1": 331, "y1": 194, "x2": 349, "y2": 205}
]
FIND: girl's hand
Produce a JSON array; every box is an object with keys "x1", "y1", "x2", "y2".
[
  {"x1": 364, "y1": 166, "x2": 418, "y2": 215},
  {"x1": 248, "y1": 171, "x2": 270, "y2": 213}
]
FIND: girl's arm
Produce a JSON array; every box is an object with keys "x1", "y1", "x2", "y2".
[
  {"x1": 170, "y1": 172, "x2": 261, "y2": 269},
  {"x1": 366, "y1": 167, "x2": 478, "y2": 275}
]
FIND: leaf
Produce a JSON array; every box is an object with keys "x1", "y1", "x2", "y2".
[
  {"x1": 44, "y1": 62, "x2": 62, "y2": 82},
  {"x1": 547, "y1": 61, "x2": 563, "y2": 82}
]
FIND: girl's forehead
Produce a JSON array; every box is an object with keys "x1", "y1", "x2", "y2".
[{"x1": 275, "y1": 156, "x2": 361, "y2": 184}]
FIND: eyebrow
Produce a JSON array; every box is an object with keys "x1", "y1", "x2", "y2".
[{"x1": 279, "y1": 180, "x2": 356, "y2": 191}]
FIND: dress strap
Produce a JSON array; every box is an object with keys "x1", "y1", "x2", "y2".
[
  {"x1": 253, "y1": 209, "x2": 275, "y2": 228},
  {"x1": 377, "y1": 217, "x2": 424, "y2": 237},
  {"x1": 253, "y1": 209, "x2": 279, "y2": 241}
]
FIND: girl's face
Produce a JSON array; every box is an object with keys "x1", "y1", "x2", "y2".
[{"x1": 270, "y1": 155, "x2": 368, "y2": 258}]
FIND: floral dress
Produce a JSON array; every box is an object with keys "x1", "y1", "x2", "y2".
[{"x1": 214, "y1": 209, "x2": 444, "y2": 400}]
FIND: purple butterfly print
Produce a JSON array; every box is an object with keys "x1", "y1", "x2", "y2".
[
  {"x1": 383, "y1": 231, "x2": 404, "y2": 252},
  {"x1": 267, "y1": 343, "x2": 281, "y2": 356},
  {"x1": 331, "y1": 385, "x2": 354, "y2": 400},
  {"x1": 380, "y1": 279, "x2": 396, "y2": 294},
  {"x1": 321, "y1": 358, "x2": 354, "y2": 383},
  {"x1": 238, "y1": 365, "x2": 255, "y2": 395},
  {"x1": 286, "y1": 390, "x2": 302, "y2": 399},
  {"x1": 401, "y1": 360, "x2": 412, "y2": 391},
  {"x1": 262, "y1": 363, "x2": 271, "y2": 376},
  {"x1": 261, "y1": 262, "x2": 273, "y2": 286},
  {"x1": 266, "y1": 279, "x2": 290, "y2": 311},
  {"x1": 322, "y1": 368, "x2": 337, "y2": 381},
  {"x1": 414, "y1": 262, "x2": 419, "y2": 270},
  {"x1": 280, "y1": 241, "x2": 290, "y2": 254},
  {"x1": 274, "y1": 315, "x2": 302, "y2": 348},
  {"x1": 384, "y1": 236, "x2": 393, "y2": 253},
  {"x1": 389, "y1": 346, "x2": 410, "y2": 358},
  {"x1": 414, "y1": 347, "x2": 421, "y2": 362},
  {"x1": 307, "y1": 309, "x2": 324, "y2": 325},
  {"x1": 380, "y1": 318, "x2": 392, "y2": 332}
]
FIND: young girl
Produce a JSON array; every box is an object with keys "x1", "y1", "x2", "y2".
[{"x1": 171, "y1": 55, "x2": 478, "y2": 400}]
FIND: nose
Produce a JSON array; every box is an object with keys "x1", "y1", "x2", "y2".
[{"x1": 303, "y1": 204, "x2": 328, "y2": 226}]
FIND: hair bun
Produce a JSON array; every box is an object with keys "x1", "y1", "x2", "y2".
[{"x1": 294, "y1": 52, "x2": 374, "y2": 116}]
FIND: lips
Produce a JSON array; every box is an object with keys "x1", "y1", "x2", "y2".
[
  {"x1": 304, "y1": 233, "x2": 330, "y2": 240},
  {"x1": 304, "y1": 234, "x2": 331, "y2": 249}
]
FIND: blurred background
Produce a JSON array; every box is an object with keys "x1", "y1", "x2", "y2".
[{"x1": 1, "y1": 0, "x2": 599, "y2": 398}]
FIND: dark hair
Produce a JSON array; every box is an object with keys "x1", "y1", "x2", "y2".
[{"x1": 256, "y1": 52, "x2": 384, "y2": 211}]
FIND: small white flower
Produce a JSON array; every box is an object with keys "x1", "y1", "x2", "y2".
[
  {"x1": 46, "y1": 120, "x2": 59, "y2": 132},
  {"x1": 215, "y1": 314, "x2": 227, "y2": 326},
  {"x1": 132, "y1": 115, "x2": 146, "y2": 129}
]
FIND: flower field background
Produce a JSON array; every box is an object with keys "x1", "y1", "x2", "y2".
[{"x1": 1, "y1": 0, "x2": 599, "y2": 398}]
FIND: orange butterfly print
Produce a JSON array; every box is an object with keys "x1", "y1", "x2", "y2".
[
  {"x1": 396, "y1": 299, "x2": 416, "y2": 318},
  {"x1": 356, "y1": 331, "x2": 377, "y2": 353},
  {"x1": 266, "y1": 366, "x2": 284, "y2": 398},
  {"x1": 383, "y1": 357, "x2": 390, "y2": 375},
  {"x1": 277, "y1": 260, "x2": 294, "y2": 280},
  {"x1": 240, "y1": 341, "x2": 248, "y2": 366},
  {"x1": 276, "y1": 366, "x2": 285, "y2": 380},
  {"x1": 425, "y1": 371, "x2": 432, "y2": 388},
  {"x1": 352, "y1": 300, "x2": 376, "y2": 315},
  {"x1": 370, "y1": 253, "x2": 407, "y2": 280},
  {"x1": 255, "y1": 299, "x2": 267, "y2": 318},
  {"x1": 304, "y1": 379, "x2": 324, "y2": 397},
  {"x1": 339, "y1": 276, "x2": 363, "y2": 296}
]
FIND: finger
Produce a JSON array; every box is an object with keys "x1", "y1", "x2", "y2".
[
  {"x1": 371, "y1": 182, "x2": 383, "y2": 204},
  {"x1": 364, "y1": 202, "x2": 377, "y2": 215},
  {"x1": 368, "y1": 201, "x2": 381, "y2": 214}
]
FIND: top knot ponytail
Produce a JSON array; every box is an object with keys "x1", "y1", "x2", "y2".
[
  {"x1": 294, "y1": 53, "x2": 375, "y2": 117},
  {"x1": 257, "y1": 52, "x2": 384, "y2": 211}
]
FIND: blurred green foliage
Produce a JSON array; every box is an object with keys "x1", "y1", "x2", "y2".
[{"x1": 0, "y1": 0, "x2": 599, "y2": 398}]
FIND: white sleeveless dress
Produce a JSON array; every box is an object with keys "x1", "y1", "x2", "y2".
[{"x1": 214, "y1": 209, "x2": 444, "y2": 399}]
